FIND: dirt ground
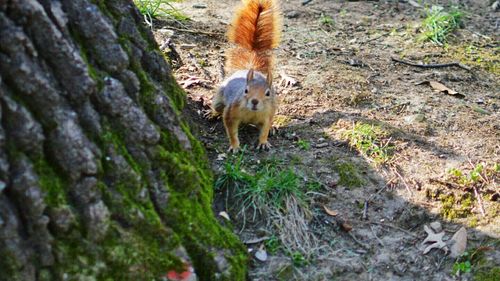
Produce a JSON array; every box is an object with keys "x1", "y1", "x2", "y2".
[{"x1": 152, "y1": 0, "x2": 499, "y2": 280}]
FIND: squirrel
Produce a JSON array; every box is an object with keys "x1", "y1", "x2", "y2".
[{"x1": 212, "y1": 0, "x2": 282, "y2": 153}]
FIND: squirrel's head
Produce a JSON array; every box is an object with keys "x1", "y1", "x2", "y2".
[{"x1": 243, "y1": 69, "x2": 274, "y2": 112}]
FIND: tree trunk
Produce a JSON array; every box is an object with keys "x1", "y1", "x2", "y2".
[{"x1": 0, "y1": 1, "x2": 246, "y2": 280}]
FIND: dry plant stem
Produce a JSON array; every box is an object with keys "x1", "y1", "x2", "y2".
[
  {"x1": 163, "y1": 26, "x2": 222, "y2": 36},
  {"x1": 392, "y1": 166, "x2": 414, "y2": 197},
  {"x1": 272, "y1": 195, "x2": 318, "y2": 257},
  {"x1": 391, "y1": 57, "x2": 472, "y2": 71},
  {"x1": 473, "y1": 186, "x2": 486, "y2": 217},
  {"x1": 243, "y1": 236, "x2": 270, "y2": 244},
  {"x1": 370, "y1": 225, "x2": 385, "y2": 247},
  {"x1": 348, "y1": 232, "x2": 369, "y2": 250},
  {"x1": 365, "y1": 221, "x2": 418, "y2": 237},
  {"x1": 187, "y1": 53, "x2": 213, "y2": 81},
  {"x1": 428, "y1": 178, "x2": 462, "y2": 189},
  {"x1": 362, "y1": 200, "x2": 369, "y2": 220}
]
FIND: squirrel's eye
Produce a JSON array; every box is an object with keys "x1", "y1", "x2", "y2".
[
  {"x1": 244, "y1": 88, "x2": 248, "y2": 94},
  {"x1": 265, "y1": 89, "x2": 271, "y2": 96}
]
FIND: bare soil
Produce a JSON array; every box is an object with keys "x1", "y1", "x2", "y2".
[{"x1": 153, "y1": 0, "x2": 499, "y2": 280}]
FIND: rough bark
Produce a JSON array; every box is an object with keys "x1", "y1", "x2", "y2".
[{"x1": 0, "y1": 1, "x2": 247, "y2": 280}]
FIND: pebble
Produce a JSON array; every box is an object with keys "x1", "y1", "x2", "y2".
[
  {"x1": 285, "y1": 10, "x2": 300, "y2": 18},
  {"x1": 255, "y1": 249, "x2": 268, "y2": 262},
  {"x1": 192, "y1": 3, "x2": 207, "y2": 9},
  {"x1": 404, "y1": 113, "x2": 425, "y2": 124}
]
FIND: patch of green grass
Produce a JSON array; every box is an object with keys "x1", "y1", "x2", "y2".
[
  {"x1": 454, "y1": 258, "x2": 472, "y2": 275},
  {"x1": 436, "y1": 162, "x2": 499, "y2": 221},
  {"x1": 215, "y1": 152, "x2": 306, "y2": 214},
  {"x1": 265, "y1": 236, "x2": 281, "y2": 254},
  {"x1": 296, "y1": 139, "x2": 311, "y2": 150},
  {"x1": 319, "y1": 14, "x2": 333, "y2": 26},
  {"x1": 448, "y1": 163, "x2": 499, "y2": 187},
  {"x1": 474, "y1": 267, "x2": 500, "y2": 281},
  {"x1": 342, "y1": 122, "x2": 395, "y2": 165},
  {"x1": 452, "y1": 246, "x2": 500, "y2": 280},
  {"x1": 420, "y1": 6, "x2": 463, "y2": 45},
  {"x1": 335, "y1": 162, "x2": 365, "y2": 188},
  {"x1": 290, "y1": 251, "x2": 307, "y2": 267},
  {"x1": 134, "y1": 0, "x2": 188, "y2": 27}
]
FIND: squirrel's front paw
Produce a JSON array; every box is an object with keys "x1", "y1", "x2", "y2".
[
  {"x1": 256, "y1": 142, "x2": 271, "y2": 151},
  {"x1": 227, "y1": 146, "x2": 240, "y2": 154},
  {"x1": 203, "y1": 109, "x2": 220, "y2": 120}
]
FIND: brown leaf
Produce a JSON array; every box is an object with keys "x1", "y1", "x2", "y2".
[
  {"x1": 450, "y1": 227, "x2": 467, "y2": 258},
  {"x1": 417, "y1": 80, "x2": 465, "y2": 98},
  {"x1": 323, "y1": 206, "x2": 338, "y2": 217},
  {"x1": 341, "y1": 222, "x2": 353, "y2": 232}
]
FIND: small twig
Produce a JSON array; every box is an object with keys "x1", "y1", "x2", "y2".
[
  {"x1": 366, "y1": 221, "x2": 417, "y2": 237},
  {"x1": 428, "y1": 178, "x2": 462, "y2": 189},
  {"x1": 392, "y1": 166, "x2": 414, "y2": 196},
  {"x1": 217, "y1": 58, "x2": 225, "y2": 81},
  {"x1": 162, "y1": 26, "x2": 222, "y2": 36},
  {"x1": 302, "y1": 0, "x2": 314, "y2": 5},
  {"x1": 243, "y1": 236, "x2": 270, "y2": 244},
  {"x1": 473, "y1": 186, "x2": 486, "y2": 217},
  {"x1": 370, "y1": 225, "x2": 385, "y2": 247},
  {"x1": 361, "y1": 32, "x2": 389, "y2": 44},
  {"x1": 187, "y1": 53, "x2": 213, "y2": 81},
  {"x1": 362, "y1": 200, "x2": 369, "y2": 220},
  {"x1": 348, "y1": 232, "x2": 369, "y2": 250},
  {"x1": 391, "y1": 57, "x2": 472, "y2": 71}
]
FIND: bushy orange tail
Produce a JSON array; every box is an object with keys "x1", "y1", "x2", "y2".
[{"x1": 226, "y1": 0, "x2": 282, "y2": 75}]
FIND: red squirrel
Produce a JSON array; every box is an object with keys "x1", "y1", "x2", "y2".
[{"x1": 212, "y1": 0, "x2": 282, "y2": 153}]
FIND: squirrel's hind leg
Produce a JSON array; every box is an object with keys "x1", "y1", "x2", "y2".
[
  {"x1": 212, "y1": 87, "x2": 225, "y2": 113},
  {"x1": 205, "y1": 88, "x2": 225, "y2": 119}
]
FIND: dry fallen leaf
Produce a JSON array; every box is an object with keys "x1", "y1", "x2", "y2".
[
  {"x1": 449, "y1": 227, "x2": 467, "y2": 258},
  {"x1": 416, "y1": 80, "x2": 465, "y2": 98},
  {"x1": 323, "y1": 206, "x2": 338, "y2": 217},
  {"x1": 218, "y1": 211, "x2": 231, "y2": 221},
  {"x1": 341, "y1": 222, "x2": 353, "y2": 232},
  {"x1": 422, "y1": 225, "x2": 448, "y2": 255}
]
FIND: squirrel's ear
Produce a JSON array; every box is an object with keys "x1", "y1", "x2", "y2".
[
  {"x1": 266, "y1": 71, "x2": 273, "y2": 86},
  {"x1": 246, "y1": 69, "x2": 254, "y2": 82}
]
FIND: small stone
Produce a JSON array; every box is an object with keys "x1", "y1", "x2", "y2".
[
  {"x1": 192, "y1": 3, "x2": 207, "y2": 9},
  {"x1": 318, "y1": 137, "x2": 325, "y2": 142},
  {"x1": 430, "y1": 221, "x2": 442, "y2": 232},
  {"x1": 285, "y1": 10, "x2": 300, "y2": 18},
  {"x1": 158, "y1": 28, "x2": 175, "y2": 37},
  {"x1": 404, "y1": 114, "x2": 425, "y2": 124},
  {"x1": 255, "y1": 249, "x2": 268, "y2": 262}
]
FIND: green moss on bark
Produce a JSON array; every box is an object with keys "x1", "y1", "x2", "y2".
[{"x1": 33, "y1": 158, "x2": 68, "y2": 207}]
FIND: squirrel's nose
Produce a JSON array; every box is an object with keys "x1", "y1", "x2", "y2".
[{"x1": 251, "y1": 99, "x2": 259, "y2": 105}]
